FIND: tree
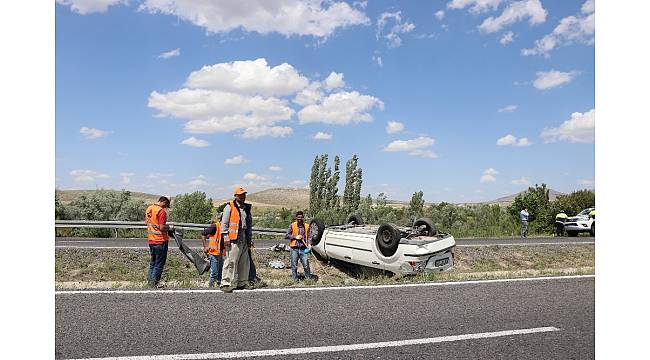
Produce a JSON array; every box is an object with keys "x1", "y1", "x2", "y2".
[
  {"x1": 309, "y1": 155, "x2": 320, "y2": 211},
  {"x1": 376, "y1": 192, "x2": 387, "y2": 207},
  {"x1": 352, "y1": 168, "x2": 363, "y2": 210},
  {"x1": 409, "y1": 190, "x2": 425, "y2": 218},
  {"x1": 168, "y1": 191, "x2": 213, "y2": 223},
  {"x1": 65, "y1": 189, "x2": 147, "y2": 221},
  {"x1": 55, "y1": 191, "x2": 66, "y2": 220},
  {"x1": 317, "y1": 154, "x2": 329, "y2": 210},
  {"x1": 325, "y1": 155, "x2": 340, "y2": 209},
  {"x1": 343, "y1": 155, "x2": 362, "y2": 210}
]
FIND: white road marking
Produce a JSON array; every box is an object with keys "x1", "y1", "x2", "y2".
[
  {"x1": 65, "y1": 326, "x2": 560, "y2": 360},
  {"x1": 456, "y1": 241, "x2": 594, "y2": 247},
  {"x1": 55, "y1": 274, "x2": 594, "y2": 295}
]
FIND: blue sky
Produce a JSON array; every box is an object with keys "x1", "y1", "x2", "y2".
[{"x1": 55, "y1": 0, "x2": 595, "y2": 203}]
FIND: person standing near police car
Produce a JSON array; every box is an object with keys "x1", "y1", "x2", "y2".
[
  {"x1": 520, "y1": 207, "x2": 529, "y2": 238},
  {"x1": 145, "y1": 196, "x2": 174, "y2": 288},
  {"x1": 219, "y1": 186, "x2": 253, "y2": 293}
]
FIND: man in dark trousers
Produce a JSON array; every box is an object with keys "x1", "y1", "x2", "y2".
[{"x1": 144, "y1": 196, "x2": 174, "y2": 288}]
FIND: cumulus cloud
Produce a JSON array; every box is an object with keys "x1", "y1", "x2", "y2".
[
  {"x1": 188, "y1": 175, "x2": 208, "y2": 187},
  {"x1": 158, "y1": 48, "x2": 180, "y2": 59},
  {"x1": 522, "y1": 0, "x2": 594, "y2": 57},
  {"x1": 241, "y1": 126, "x2": 293, "y2": 139},
  {"x1": 447, "y1": 0, "x2": 503, "y2": 14},
  {"x1": 269, "y1": 166, "x2": 283, "y2": 172},
  {"x1": 498, "y1": 105, "x2": 517, "y2": 113},
  {"x1": 376, "y1": 11, "x2": 415, "y2": 48},
  {"x1": 496, "y1": 134, "x2": 531, "y2": 147},
  {"x1": 533, "y1": 70, "x2": 579, "y2": 90},
  {"x1": 224, "y1": 155, "x2": 249, "y2": 165},
  {"x1": 56, "y1": 0, "x2": 126, "y2": 14},
  {"x1": 146, "y1": 172, "x2": 174, "y2": 180},
  {"x1": 435, "y1": 10, "x2": 445, "y2": 20},
  {"x1": 138, "y1": 0, "x2": 369, "y2": 38},
  {"x1": 181, "y1": 136, "x2": 210, "y2": 147},
  {"x1": 298, "y1": 91, "x2": 384, "y2": 125},
  {"x1": 541, "y1": 109, "x2": 595, "y2": 143},
  {"x1": 386, "y1": 121, "x2": 405, "y2": 134},
  {"x1": 511, "y1": 177, "x2": 531, "y2": 186},
  {"x1": 384, "y1": 137, "x2": 437, "y2": 158},
  {"x1": 480, "y1": 168, "x2": 498, "y2": 183},
  {"x1": 70, "y1": 169, "x2": 109, "y2": 182},
  {"x1": 312, "y1": 132, "x2": 333, "y2": 140},
  {"x1": 323, "y1": 72, "x2": 345, "y2": 90},
  {"x1": 243, "y1": 173, "x2": 267, "y2": 181},
  {"x1": 293, "y1": 82, "x2": 325, "y2": 106},
  {"x1": 478, "y1": 0, "x2": 547, "y2": 33},
  {"x1": 80, "y1": 126, "x2": 111, "y2": 139},
  {"x1": 499, "y1": 31, "x2": 515, "y2": 45}
]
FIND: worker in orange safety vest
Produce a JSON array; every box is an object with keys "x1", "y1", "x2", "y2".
[
  {"x1": 284, "y1": 211, "x2": 312, "y2": 281},
  {"x1": 219, "y1": 186, "x2": 253, "y2": 293},
  {"x1": 201, "y1": 214, "x2": 225, "y2": 288},
  {"x1": 145, "y1": 196, "x2": 174, "y2": 288}
]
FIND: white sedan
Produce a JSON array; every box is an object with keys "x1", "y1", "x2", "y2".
[{"x1": 308, "y1": 216, "x2": 455, "y2": 275}]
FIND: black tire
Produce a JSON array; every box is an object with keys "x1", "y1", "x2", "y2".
[
  {"x1": 309, "y1": 218, "x2": 326, "y2": 246},
  {"x1": 590, "y1": 223, "x2": 595, "y2": 237},
  {"x1": 567, "y1": 230, "x2": 578, "y2": 237},
  {"x1": 376, "y1": 223, "x2": 401, "y2": 257},
  {"x1": 346, "y1": 213, "x2": 364, "y2": 225},
  {"x1": 413, "y1": 217, "x2": 437, "y2": 236}
]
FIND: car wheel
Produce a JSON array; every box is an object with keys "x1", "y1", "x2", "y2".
[
  {"x1": 309, "y1": 218, "x2": 325, "y2": 246},
  {"x1": 567, "y1": 230, "x2": 578, "y2": 237},
  {"x1": 346, "y1": 213, "x2": 364, "y2": 226},
  {"x1": 413, "y1": 217, "x2": 437, "y2": 236},
  {"x1": 376, "y1": 223, "x2": 401, "y2": 257},
  {"x1": 590, "y1": 223, "x2": 595, "y2": 237}
]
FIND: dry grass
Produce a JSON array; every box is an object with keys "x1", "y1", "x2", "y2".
[{"x1": 55, "y1": 244, "x2": 594, "y2": 290}]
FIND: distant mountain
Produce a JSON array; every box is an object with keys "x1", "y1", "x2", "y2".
[
  {"x1": 484, "y1": 188, "x2": 565, "y2": 206},
  {"x1": 245, "y1": 187, "x2": 310, "y2": 209},
  {"x1": 56, "y1": 189, "x2": 158, "y2": 204}
]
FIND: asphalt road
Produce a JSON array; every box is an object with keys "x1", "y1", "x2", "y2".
[
  {"x1": 55, "y1": 276, "x2": 594, "y2": 360},
  {"x1": 55, "y1": 236, "x2": 595, "y2": 249}
]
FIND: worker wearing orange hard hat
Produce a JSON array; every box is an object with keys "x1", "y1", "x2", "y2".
[{"x1": 219, "y1": 186, "x2": 253, "y2": 293}]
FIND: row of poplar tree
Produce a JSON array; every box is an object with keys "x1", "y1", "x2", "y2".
[{"x1": 308, "y1": 154, "x2": 362, "y2": 213}]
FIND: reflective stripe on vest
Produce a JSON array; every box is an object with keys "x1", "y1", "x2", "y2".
[
  {"x1": 207, "y1": 223, "x2": 223, "y2": 256},
  {"x1": 289, "y1": 222, "x2": 309, "y2": 248},
  {"x1": 145, "y1": 204, "x2": 168, "y2": 242},
  {"x1": 228, "y1": 201, "x2": 241, "y2": 241}
]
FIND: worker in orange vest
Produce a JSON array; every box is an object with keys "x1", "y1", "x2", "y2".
[
  {"x1": 201, "y1": 213, "x2": 225, "y2": 288},
  {"x1": 285, "y1": 211, "x2": 312, "y2": 281},
  {"x1": 219, "y1": 186, "x2": 253, "y2": 293},
  {"x1": 145, "y1": 196, "x2": 174, "y2": 288}
]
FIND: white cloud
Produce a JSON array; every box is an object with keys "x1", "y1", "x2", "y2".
[
  {"x1": 499, "y1": 31, "x2": 515, "y2": 45},
  {"x1": 376, "y1": 11, "x2": 415, "y2": 48},
  {"x1": 384, "y1": 137, "x2": 438, "y2": 158},
  {"x1": 181, "y1": 136, "x2": 210, "y2": 148},
  {"x1": 157, "y1": 48, "x2": 180, "y2": 59},
  {"x1": 146, "y1": 172, "x2": 174, "y2": 180},
  {"x1": 522, "y1": 1, "x2": 594, "y2": 57},
  {"x1": 269, "y1": 166, "x2": 283, "y2": 172},
  {"x1": 496, "y1": 134, "x2": 531, "y2": 147},
  {"x1": 70, "y1": 169, "x2": 110, "y2": 182},
  {"x1": 435, "y1": 10, "x2": 445, "y2": 20},
  {"x1": 541, "y1": 109, "x2": 595, "y2": 143},
  {"x1": 447, "y1": 0, "x2": 503, "y2": 14},
  {"x1": 386, "y1": 121, "x2": 405, "y2": 134},
  {"x1": 188, "y1": 175, "x2": 208, "y2": 187},
  {"x1": 241, "y1": 126, "x2": 293, "y2": 139},
  {"x1": 372, "y1": 54, "x2": 384, "y2": 67},
  {"x1": 56, "y1": 0, "x2": 126, "y2": 14},
  {"x1": 138, "y1": 0, "x2": 370, "y2": 38},
  {"x1": 243, "y1": 173, "x2": 267, "y2": 181},
  {"x1": 120, "y1": 172, "x2": 135, "y2": 184},
  {"x1": 312, "y1": 132, "x2": 333, "y2": 140},
  {"x1": 511, "y1": 177, "x2": 531, "y2": 186},
  {"x1": 293, "y1": 82, "x2": 325, "y2": 106},
  {"x1": 323, "y1": 72, "x2": 345, "y2": 90},
  {"x1": 498, "y1": 105, "x2": 517, "y2": 113},
  {"x1": 533, "y1": 70, "x2": 578, "y2": 90},
  {"x1": 185, "y1": 58, "x2": 309, "y2": 97},
  {"x1": 80, "y1": 126, "x2": 111, "y2": 139},
  {"x1": 578, "y1": 179, "x2": 595, "y2": 187},
  {"x1": 480, "y1": 168, "x2": 498, "y2": 183},
  {"x1": 298, "y1": 91, "x2": 383, "y2": 125},
  {"x1": 478, "y1": 0, "x2": 547, "y2": 34},
  {"x1": 224, "y1": 155, "x2": 249, "y2": 165}
]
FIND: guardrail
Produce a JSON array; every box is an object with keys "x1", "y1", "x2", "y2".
[{"x1": 55, "y1": 220, "x2": 286, "y2": 235}]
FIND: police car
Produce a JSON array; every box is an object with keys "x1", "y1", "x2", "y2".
[
  {"x1": 564, "y1": 207, "x2": 595, "y2": 237},
  {"x1": 308, "y1": 215, "x2": 455, "y2": 275}
]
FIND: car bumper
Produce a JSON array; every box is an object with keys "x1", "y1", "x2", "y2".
[
  {"x1": 564, "y1": 222, "x2": 592, "y2": 231},
  {"x1": 397, "y1": 248, "x2": 455, "y2": 274}
]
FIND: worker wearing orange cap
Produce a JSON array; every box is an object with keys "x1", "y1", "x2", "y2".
[{"x1": 219, "y1": 186, "x2": 253, "y2": 293}]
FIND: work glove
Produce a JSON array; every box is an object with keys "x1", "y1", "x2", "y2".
[{"x1": 303, "y1": 247, "x2": 311, "y2": 255}]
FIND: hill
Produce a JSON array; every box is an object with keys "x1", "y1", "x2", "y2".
[
  {"x1": 56, "y1": 189, "x2": 159, "y2": 204},
  {"x1": 245, "y1": 187, "x2": 310, "y2": 209},
  {"x1": 484, "y1": 188, "x2": 565, "y2": 206}
]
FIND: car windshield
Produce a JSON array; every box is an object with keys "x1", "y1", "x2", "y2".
[{"x1": 578, "y1": 209, "x2": 592, "y2": 216}]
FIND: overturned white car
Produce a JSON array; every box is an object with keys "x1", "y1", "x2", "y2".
[{"x1": 308, "y1": 215, "x2": 455, "y2": 275}]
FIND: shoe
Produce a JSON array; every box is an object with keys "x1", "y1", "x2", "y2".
[
  {"x1": 155, "y1": 283, "x2": 165, "y2": 289},
  {"x1": 235, "y1": 283, "x2": 249, "y2": 290},
  {"x1": 221, "y1": 286, "x2": 233, "y2": 293}
]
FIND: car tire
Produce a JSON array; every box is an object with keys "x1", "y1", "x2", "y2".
[
  {"x1": 309, "y1": 218, "x2": 325, "y2": 246},
  {"x1": 413, "y1": 217, "x2": 437, "y2": 236},
  {"x1": 346, "y1": 213, "x2": 364, "y2": 225},
  {"x1": 590, "y1": 223, "x2": 595, "y2": 237},
  {"x1": 376, "y1": 223, "x2": 401, "y2": 257},
  {"x1": 567, "y1": 230, "x2": 578, "y2": 237}
]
